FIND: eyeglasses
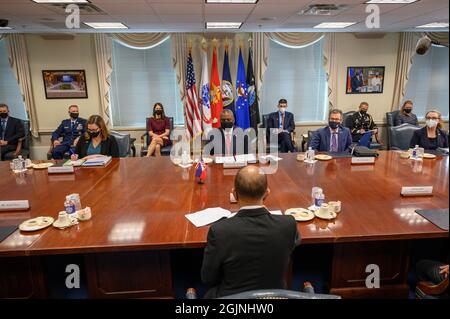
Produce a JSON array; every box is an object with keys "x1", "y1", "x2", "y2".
[{"x1": 426, "y1": 117, "x2": 439, "y2": 120}]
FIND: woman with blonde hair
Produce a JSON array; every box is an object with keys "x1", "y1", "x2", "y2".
[
  {"x1": 71, "y1": 115, "x2": 119, "y2": 159},
  {"x1": 395, "y1": 100, "x2": 418, "y2": 126},
  {"x1": 410, "y1": 110, "x2": 448, "y2": 150}
]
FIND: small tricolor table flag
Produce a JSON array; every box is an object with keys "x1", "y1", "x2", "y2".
[{"x1": 195, "y1": 159, "x2": 207, "y2": 184}]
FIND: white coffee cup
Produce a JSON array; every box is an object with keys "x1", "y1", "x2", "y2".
[
  {"x1": 57, "y1": 211, "x2": 70, "y2": 226},
  {"x1": 319, "y1": 203, "x2": 332, "y2": 216},
  {"x1": 328, "y1": 201, "x2": 341, "y2": 213},
  {"x1": 77, "y1": 207, "x2": 92, "y2": 221}
]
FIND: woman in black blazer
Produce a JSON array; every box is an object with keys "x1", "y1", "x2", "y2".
[
  {"x1": 410, "y1": 110, "x2": 448, "y2": 150},
  {"x1": 72, "y1": 115, "x2": 119, "y2": 159}
]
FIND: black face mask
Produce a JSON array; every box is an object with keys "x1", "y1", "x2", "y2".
[
  {"x1": 329, "y1": 121, "x2": 339, "y2": 129},
  {"x1": 88, "y1": 131, "x2": 100, "y2": 138},
  {"x1": 154, "y1": 110, "x2": 163, "y2": 116},
  {"x1": 70, "y1": 112, "x2": 79, "y2": 119},
  {"x1": 0, "y1": 113, "x2": 7, "y2": 119},
  {"x1": 404, "y1": 109, "x2": 412, "y2": 114},
  {"x1": 221, "y1": 121, "x2": 233, "y2": 129}
]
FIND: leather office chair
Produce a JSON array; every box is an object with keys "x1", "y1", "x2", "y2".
[
  {"x1": 4, "y1": 120, "x2": 31, "y2": 160},
  {"x1": 261, "y1": 113, "x2": 296, "y2": 152},
  {"x1": 110, "y1": 131, "x2": 131, "y2": 157},
  {"x1": 388, "y1": 123, "x2": 421, "y2": 150},
  {"x1": 416, "y1": 277, "x2": 449, "y2": 299},
  {"x1": 141, "y1": 117, "x2": 174, "y2": 157},
  {"x1": 386, "y1": 110, "x2": 400, "y2": 128}
]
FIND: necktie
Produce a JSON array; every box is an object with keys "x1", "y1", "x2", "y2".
[
  {"x1": 331, "y1": 132, "x2": 338, "y2": 152},
  {"x1": 1, "y1": 120, "x2": 6, "y2": 140},
  {"x1": 281, "y1": 113, "x2": 285, "y2": 130},
  {"x1": 225, "y1": 133, "x2": 232, "y2": 156}
]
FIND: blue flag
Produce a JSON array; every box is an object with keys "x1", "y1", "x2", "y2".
[
  {"x1": 235, "y1": 48, "x2": 250, "y2": 129},
  {"x1": 222, "y1": 48, "x2": 235, "y2": 114}
]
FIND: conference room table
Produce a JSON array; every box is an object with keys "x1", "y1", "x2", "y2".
[{"x1": 0, "y1": 151, "x2": 448, "y2": 298}]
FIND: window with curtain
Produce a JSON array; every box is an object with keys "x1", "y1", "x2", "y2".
[
  {"x1": 0, "y1": 39, "x2": 27, "y2": 120},
  {"x1": 260, "y1": 38, "x2": 328, "y2": 123},
  {"x1": 110, "y1": 37, "x2": 184, "y2": 127},
  {"x1": 403, "y1": 45, "x2": 449, "y2": 119}
]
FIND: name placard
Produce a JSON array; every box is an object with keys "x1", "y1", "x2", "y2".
[
  {"x1": 223, "y1": 161, "x2": 246, "y2": 169},
  {"x1": 0, "y1": 200, "x2": 30, "y2": 211},
  {"x1": 48, "y1": 166, "x2": 74, "y2": 174},
  {"x1": 401, "y1": 186, "x2": 433, "y2": 197},
  {"x1": 351, "y1": 157, "x2": 375, "y2": 165}
]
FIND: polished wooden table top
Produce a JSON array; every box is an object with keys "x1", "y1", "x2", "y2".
[{"x1": 0, "y1": 151, "x2": 448, "y2": 256}]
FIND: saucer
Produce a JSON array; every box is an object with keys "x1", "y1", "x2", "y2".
[
  {"x1": 19, "y1": 216, "x2": 54, "y2": 232},
  {"x1": 53, "y1": 216, "x2": 79, "y2": 229},
  {"x1": 285, "y1": 208, "x2": 315, "y2": 222},
  {"x1": 423, "y1": 153, "x2": 436, "y2": 159},
  {"x1": 314, "y1": 210, "x2": 337, "y2": 220},
  {"x1": 315, "y1": 154, "x2": 332, "y2": 161}
]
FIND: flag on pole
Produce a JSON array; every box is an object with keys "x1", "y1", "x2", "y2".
[
  {"x1": 184, "y1": 52, "x2": 202, "y2": 139},
  {"x1": 210, "y1": 46, "x2": 223, "y2": 128},
  {"x1": 247, "y1": 46, "x2": 260, "y2": 131},
  {"x1": 200, "y1": 44, "x2": 212, "y2": 134},
  {"x1": 222, "y1": 46, "x2": 235, "y2": 113},
  {"x1": 235, "y1": 47, "x2": 250, "y2": 129}
]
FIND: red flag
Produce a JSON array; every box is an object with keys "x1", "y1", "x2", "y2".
[{"x1": 210, "y1": 46, "x2": 223, "y2": 128}]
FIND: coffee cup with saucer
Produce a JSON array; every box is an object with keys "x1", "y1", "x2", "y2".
[
  {"x1": 77, "y1": 207, "x2": 92, "y2": 221},
  {"x1": 53, "y1": 211, "x2": 77, "y2": 229}
]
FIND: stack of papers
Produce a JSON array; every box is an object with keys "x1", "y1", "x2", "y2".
[
  {"x1": 185, "y1": 207, "x2": 232, "y2": 227},
  {"x1": 82, "y1": 156, "x2": 112, "y2": 167}
]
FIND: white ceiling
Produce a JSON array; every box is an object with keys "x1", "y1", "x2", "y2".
[{"x1": 0, "y1": 0, "x2": 448, "y2": 33}]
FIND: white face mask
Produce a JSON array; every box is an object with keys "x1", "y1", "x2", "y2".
[
  {"x1": 426, "y1": 119, "x2": 438, "y2": 129},
  {"x1": 279, "y1": 107, "x2": 286, "y2": 114}
]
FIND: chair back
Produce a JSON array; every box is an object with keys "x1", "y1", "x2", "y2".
[
  {"x1": 306, "y1": 130, "x2": 315, "y2": 149},
  {"x1": 261, "y1": 114, "x2": 270, "y2": 128},
  {"x1": 386, "y1": 110, "x2": 400, "y2": 127},
  {"x1": 388, "y1": 123, "x2": 421, "y2": 150},
  {"x1": 20, "y1": 120, "x2": 31, "y2": 151},
  {"x1": 110, "y1": 131, "x2": 131, "y2": 157},
  {"x1": 342, "y1": 111, "x2": 356, "y2": 128},
  {"x1": 219, "y1": 289, "x2": 341, "y2": 300}
]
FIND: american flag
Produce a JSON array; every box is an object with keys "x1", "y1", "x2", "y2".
[{"x1": 184, "y1": 53, "x2": 202, "y2": 139}]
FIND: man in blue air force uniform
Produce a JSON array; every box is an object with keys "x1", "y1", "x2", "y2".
[{"x1": 51, "y1": 105, "x2": 87, "y2": 159}]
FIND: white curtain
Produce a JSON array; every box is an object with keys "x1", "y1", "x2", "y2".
[
  {"x1": 391, "y1": 32, "x2": 420, "y2": 111},
  {"x1": 424, "y1": 32, "x2": 449, "y2": 47},
  {"x1": 111, "y1": 33, "x2": 170, "y2": 49},
  {"x1": 171, "y1": 33, "x2": 188, "y2": 107},
  {"x1": 93, "y1": 34, "x2": 113, "y2": 126},
  {"x1": 252, "y1": 32, "x2": 268, "y2": 93},
  {"x1": 6, "y1": 34, "x2": 39, "y2": 137},
  {"x1": 264, "y1": 32, "x2": 324, "y2": 49},
  {"x1": 323, "y1": 33, "x2": 337, "y2": 110}
]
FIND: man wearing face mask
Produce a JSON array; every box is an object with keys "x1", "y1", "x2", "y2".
[
  {"x1": 50, "y1": 105, "x2": 87, "y2": 159},
  {"x1": 410, "y1": 110, "x2": 448, "y2": 150},
  {"x1": 310, "y1": 109, "x2": 353, "y2": 153},
  {"x1": 0, "y1": 103, "x2": 25, "y2": 161},
  {"x1": 208, "y1": 109, "x2": 248, "y2": 156},
  {"x1": 350, "y1": 102, "x2": 378, "y2": 143},
  {"x1": 266, "y1": 99, "x2": 296, "y2": 153}
]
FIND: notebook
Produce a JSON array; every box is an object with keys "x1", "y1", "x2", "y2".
[
  {"x1": 82, "y1": 156, "x2": 112, "y2": 167},
  {"x1": 415, "y1": 208, "x2": 449, "y2": 231},
  {"x1": 0, "y1": 226, "x2": 18, "y2": 243}
]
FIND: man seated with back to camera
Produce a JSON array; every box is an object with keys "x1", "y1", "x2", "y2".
[
  {"x1": 206, "y1": 109, "x2": 250, "y2": 157},
  {"x1": 201, "y1": 165, "x2": 300, "y2": 298}
]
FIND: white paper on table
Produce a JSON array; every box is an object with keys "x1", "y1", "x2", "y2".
[
  {"x1": 185, "y1": 207, "x2": 232, "y2": 227},
  {"x1": 269, "y1": 210, "x2": 283, "y2": 215},
  {"x1": 235, "y1": 154, "x2": 257, "y2": 163},
  {"x1": 259, "y1": 154, "x2": 282, "y2": 162}
]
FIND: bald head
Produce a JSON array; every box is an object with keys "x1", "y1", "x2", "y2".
[{"x1": 234, "y1": 166, "x2": 268, "y2": 202}]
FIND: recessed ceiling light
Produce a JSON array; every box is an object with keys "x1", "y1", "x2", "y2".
[
  {"x1": 205, "y1": 0, "x2": 258, "y2": 3},
  {"x1": 416, "y1": 22, "x2": 449, "y2": 28},
  {"x1": 206, "y1": 22, "x2": 242, "y2": 29},
  {"x1": 84, "y1": 22, "x2": 128, "y2": 29},
  {"x1": 365, "y1": 0, "x2": 418, "y2": 4},
  {"x1": 0, "y1": 27, "x2": 13, "y2": 30},
  {"x1": 32, "y1": 0, "x2": 90, "y2": 3},
  {"x1": 313, "y1": 22, "x2": 356, "y2": 29}
]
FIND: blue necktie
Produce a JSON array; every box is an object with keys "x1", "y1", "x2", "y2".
[{"x1": 1, "y1": 120, "x2": 6, "y2": 140}]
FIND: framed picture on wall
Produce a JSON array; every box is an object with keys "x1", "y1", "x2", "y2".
[
  {"x1": 346, "y1": 66, "x2": 385, "y2": 94},
  {"x1": 42, "y1": 70, "x2": 88, "y2": 99}
]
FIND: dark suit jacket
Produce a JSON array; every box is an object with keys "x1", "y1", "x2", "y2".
[
  {"x1": 266, "y1": 111, "x2": 295, "y2": 143},
  {"x1": 409, "y1": 127, "x2": 448, "y2": 150},
  {"x1": 51, "y1": 118, "x2": 87, "y2": 146},
  {"x1": 310, "y1": 126, "x2": 353, "y2": 152},
  {"x1": 351, "y1": 75, "x2": 362, "y2": 92},
  {"x1": 74, "y1": 135, "x2": 120, "y2": 158},
  {"x1": 207, "y1": 127, "x2": 250, "y2": 156},
  {"x1": 201, "y1": 207, "x2": 299, "y2": 298},
  {"x1": 0, "y1": 116, "x2": 25, "y2": 147}
]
